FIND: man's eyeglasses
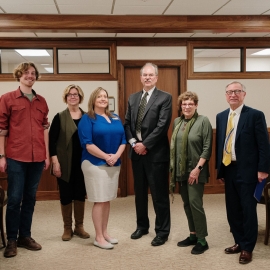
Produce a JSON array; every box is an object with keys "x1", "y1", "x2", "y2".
[
  {"x1": 181, "y1": 103, "x2": 195, "y2": 107},
  {"x1": 67, "y1": 93, "x2": 79, "y2": 98},
  {"x1": 141, "y1": 73, "x2": 156, "y2": 78},
  {"x1": 226, "y1": 90, "x2": 244, "y2": 95}
]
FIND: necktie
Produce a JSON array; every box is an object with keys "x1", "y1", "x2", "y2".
[
  {"x1": 136, "y1": 92, "x2": 148, "y2": 133},
  {"x1": 222, "y1": 112, "x2": 236, "y2": 166}
]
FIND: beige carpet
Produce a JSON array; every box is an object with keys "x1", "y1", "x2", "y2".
[{"x1": 0, "y1": 194, "x2": 269, "y2": 270}]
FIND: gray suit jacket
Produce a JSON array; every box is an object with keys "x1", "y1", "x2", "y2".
[{"x1": 124, "y1": 87, "x2": 172, "y2": 162}]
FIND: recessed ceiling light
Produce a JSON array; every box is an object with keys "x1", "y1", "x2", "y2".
[
  {"x1": 252, "y1": 49, "x2": 270, "y2": 55},
  {"x1": 44, "y1": 67, "x2": 53, "y2": 73},
  {"x1": 15, "y1": 49, "x2": 50, "y2": 57}
]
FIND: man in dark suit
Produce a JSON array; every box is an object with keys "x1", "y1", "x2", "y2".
[
  {"x1": 216, "y1": 81, "x2": 269, "y2": 264},
  {"x1": 124, "y1": 63, "x2": 172, "y2": 246}
]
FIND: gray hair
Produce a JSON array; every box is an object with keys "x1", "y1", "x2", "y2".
[
  {"x1": 225, "y1": 81, "x2": 246, "y2": 92},
  {"x1": 140, "y1": 63, "x2": 158, "y2": 76}
]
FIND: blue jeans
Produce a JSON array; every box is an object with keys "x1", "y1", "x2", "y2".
[{"x1": 6, "y1": 158, "x2": 44, "y2": 240}]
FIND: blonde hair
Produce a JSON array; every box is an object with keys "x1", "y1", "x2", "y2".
[
  {"x1": 62, "y1": 84, "x2": 84, "y2": 104},
  {"x1": 13, "y1": 62, "x2": 40, "y2": 81},
  {"x1": 87, "y1": 87, "x2": 113, "y2": 119},
  {"x1": 177, "y1": 91, "x2": 199, "y2": 110}
]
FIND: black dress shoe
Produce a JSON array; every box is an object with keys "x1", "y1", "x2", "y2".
[
  {"x1": 239, "y1": 250, "x2": 252, "y2": 264},
  {"x1": 177, "y1": 236, "x2": 198, "y2": 247},
  {"x1": 191, "y1": 242, "x2": 209, "y2": 255},
  {"x1": 225, "y1": 244, "x2": 241, "y2": 254},
  {"x1": 151, "y1": 236, "x2": 168, "y2": 246},
  {"x1": 131, "y1": 229, "x2": 149, "y2": 239}
]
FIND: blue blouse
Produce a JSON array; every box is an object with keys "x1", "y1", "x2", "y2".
[{"x1": 78, "y1": 113, "x2": 126, "y2": 166}]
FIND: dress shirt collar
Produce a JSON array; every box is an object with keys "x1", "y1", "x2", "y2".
[
  {"x1": 142, "y1": 86, "x2": 155, "y2": 98},
  {"x1": 230, "y1": 104, "x2": 244, "y2": 116}
]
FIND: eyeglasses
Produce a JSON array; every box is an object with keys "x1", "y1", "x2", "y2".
[
  {"x1": 67, "y1": 93, "x2": 79, "y2": 98},
  {"x1": 226, "y1": 90, "x2": 244, "y2": 95},
  {"x1": 141, "y1": 73, "x2": 156, "y2": 78},
  {"x1": 181, "y1": 103, "x2": 195, "y2": 107}
]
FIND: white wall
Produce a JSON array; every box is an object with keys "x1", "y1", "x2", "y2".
[
  {"x1": 117, "y1": 46, "x2": 187, "y2": 60},
  {"x1": 0, "y1": 81, "x2": 118, "y2": 123}
]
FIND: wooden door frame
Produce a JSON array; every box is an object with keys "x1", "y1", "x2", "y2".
[{"x1": 117, "y1": 60, "x2": 187, "y2": 197}]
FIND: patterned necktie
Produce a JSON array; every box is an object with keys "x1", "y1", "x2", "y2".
[
  {"x1": 222, "y1": 112, "x2": 236, "y2": 166},
  {"x1": 136, "y1": 92, "x2": 148, "y2": 133}
]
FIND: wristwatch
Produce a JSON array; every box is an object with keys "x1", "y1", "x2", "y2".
[
  {"x1": 198, "y1": 165, "x2": 203, "y2": 171},
  {"x1": 131, "y1": 142, "x2": 136, "y2": 148},
  {"x1": 0, "y1": 154, "x2": 5, "y2": 158}
]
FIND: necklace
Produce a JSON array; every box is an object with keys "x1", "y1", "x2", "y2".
[{"x1": 181, "y1": 119, "x2": 190, "y2": 131}]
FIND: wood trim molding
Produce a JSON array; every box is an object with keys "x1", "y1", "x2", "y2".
[
  {"x1": 36, "y1": 191, "x2": 60, "y2": 201},
  {"x1": 0, "y1": 40, "x2": 117, "y2": 81},
  {"x1": 1, "y1": 14, "x2": 270, "y2": 33}
]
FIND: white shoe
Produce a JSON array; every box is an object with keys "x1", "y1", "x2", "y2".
[
  {"x1": 105, "y1": 238, "x2": 118, "y2": 244},
  {"x1": 94, "y1": 240, "x2": 114, "y2": 249}
]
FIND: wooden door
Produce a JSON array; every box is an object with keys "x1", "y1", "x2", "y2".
[{"x1": 118, "y1": 60, "x2": 187, "y2": 196}]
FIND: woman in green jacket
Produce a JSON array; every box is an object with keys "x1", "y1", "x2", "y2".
[{"x1": 170, "y1": 91, "x2": 212, "y2": 255}]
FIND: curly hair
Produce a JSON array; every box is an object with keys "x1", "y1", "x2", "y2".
[
  {"x1": 13, "y1": 62, "x2": 40, "y2": 81},
  {"x1": 177, "y1": 91, "x2": 199, "y2": 110}
]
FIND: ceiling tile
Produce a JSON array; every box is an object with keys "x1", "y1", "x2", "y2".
[
  {"x1": 115, "y1": 0, "x2": 171, "y2": 5},
  {"x1": 58, "y1": 5, "x2": 111, "y2": 14},
  {"x1": 116, "y1": 33, "x2": 155, "y2": 37},
  {"x1": 165, "y1": 0, "x2": 229, "y2": 15},
  {"x1": 113, "y1": 5, "x2": 166, "y2": 14},
  {"x1": 155, "y1": 33, "x2": 193, "y2": 37},
  {"x1": 0, "y1": 0, "x2": 54, "y2": 4},
  {"x1": 229, "y1": 32, "x2": 270, "y2": 37},
  {"x1": 215, "y1": 0, "x2": 270, "y2": 15},
  {"x1": 0, "y1": 32, "x2": 37, "y2": 37},
  {"x1": 0, "y1": 0, "x2": 58, "y2": 14},
  {"x1": 57, "y1": 0, "x2": 113, "y2": 4},
  {"x1": 195, "y1": 49, "x2": 240, "y2": 58},
  {"x1": 192, "y1": 33, "x2": 232, "y2": 37},
  {"x1": 77, "y1": 33, "x2": 116, "y2": 37},
  {"x1": 36, "y1": 33, "x2": 77, "y2": 37}
]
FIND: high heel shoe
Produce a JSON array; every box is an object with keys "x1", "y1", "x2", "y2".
[
  {"x1": 105, "y1": 238, "x2": 118, "y2": 244},
  {"x1": 94, "y1": 240, "x2": 114, "y2": 249}
]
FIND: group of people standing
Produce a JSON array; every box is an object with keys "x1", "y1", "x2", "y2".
[{"x1": 0, "y1": 61, "x2": 269, "y2": 266}]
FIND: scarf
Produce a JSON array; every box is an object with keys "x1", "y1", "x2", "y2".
[{"x1": 169, "y1": 111, "x2": 198, "y2": 195}]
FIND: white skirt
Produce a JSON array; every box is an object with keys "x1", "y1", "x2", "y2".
[{"x1": 81, "y1": 160, "x2": 120, "y2": 202}]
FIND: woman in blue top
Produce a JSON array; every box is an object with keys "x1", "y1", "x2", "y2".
[{"x1": 78, "y1": 87, "x2": 126, "y2": 250}]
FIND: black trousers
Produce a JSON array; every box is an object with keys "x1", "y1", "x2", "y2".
[
  {"x1": 132, "y1": 156, "x2": 171, "y2": 238},
  {"x1": 224, "y1": 163, "x2": 258, "y2": 252}
]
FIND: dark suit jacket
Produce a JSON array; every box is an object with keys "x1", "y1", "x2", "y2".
[
  {"x1": 216, "y1": 105, "x2": 270, "y2": 183},
  {"x1": 124, "y1": 87, "x2": 172, "y2": 162}
]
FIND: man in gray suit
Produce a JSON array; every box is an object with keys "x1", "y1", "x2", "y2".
[{"x1": 124, "y1": 63, "x2": 172, "y2": 246}]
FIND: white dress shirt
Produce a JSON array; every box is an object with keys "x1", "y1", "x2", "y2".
[{"x1": 229, "y1": 104, "x2": 244, "y2": 161}]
